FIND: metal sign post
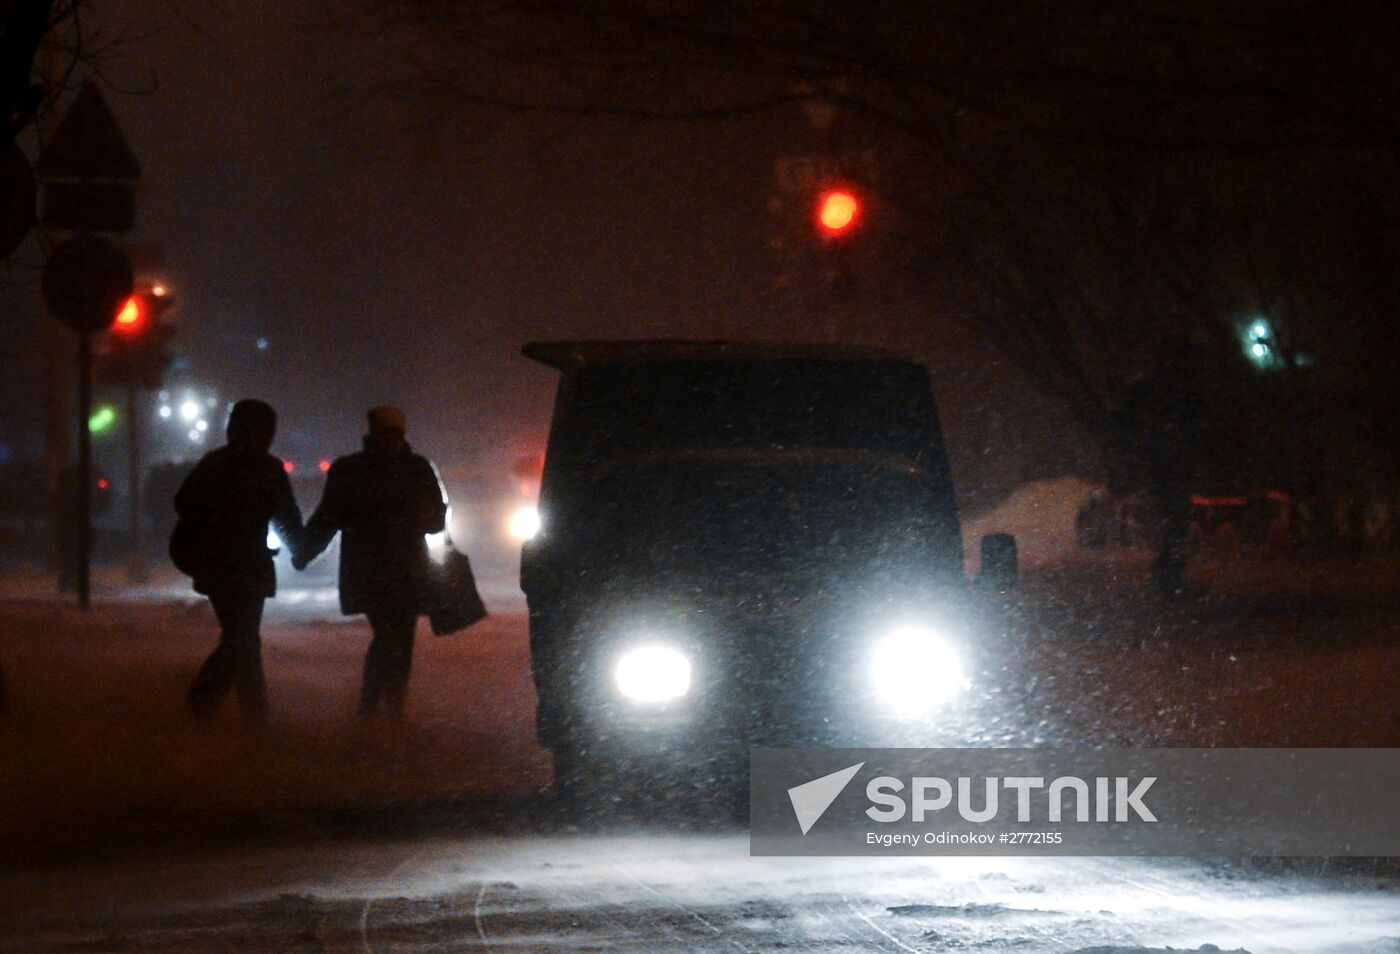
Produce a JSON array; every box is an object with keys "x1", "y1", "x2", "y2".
[
  {"x1": 76, "y1": 331, "x2": 95, "y2": 607},
  {"x1": 37, "y1": 83, "x2": 141, "y2": 606},
  {"x1": 41, "y1": 233, "x2": 133, "y2": 610},
  {"x1": 126, "y1": 376, "x2": 146, "y2": 583}
]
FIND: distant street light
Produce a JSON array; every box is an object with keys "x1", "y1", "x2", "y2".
[{"x1": 1243, "y1": 317, "x2": 1279, "y2": 369}]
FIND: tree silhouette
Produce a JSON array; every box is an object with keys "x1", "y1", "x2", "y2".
[{"x1": 362, "y1": 0, "x2": 1400, "y2": 472}]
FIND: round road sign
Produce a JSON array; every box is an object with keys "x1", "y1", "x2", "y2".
[{"x1": 42, "y1": 233, "x2": 133, "y2": 333}]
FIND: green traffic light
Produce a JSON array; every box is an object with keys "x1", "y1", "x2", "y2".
[{"x1": 89, "y1": 405, "x2": 117, "y2": 434}]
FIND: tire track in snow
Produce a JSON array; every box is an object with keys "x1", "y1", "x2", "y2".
[
  {"x1": 359, "y1": 844, "x2": 431, "y2": 954},
  {"x1": 839, "y1": 895, "x2": 927, "y2": 953},
  {"x1": 473, "y1": 881, "x2": 489, "y2": 944},
  {"x1": 601, "y1": 855, "x2": 751, "y2": 951},
  {"x1": 967, "y1": 863, "x2": 1073, "y2": 952}
]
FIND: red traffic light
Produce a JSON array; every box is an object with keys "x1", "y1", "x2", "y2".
[
  {"x1": 98, "y1": 286, "x2": 177, "y2": 390},
  {"x1": 817, "y1": 189, "x2": 859, "y2": 236},
  {"x1": 113, "y1": 294, "x2": 145, "y2": 332},
  {"x1": 111, "y1": 285, "x2": 175, "y2": 335}
]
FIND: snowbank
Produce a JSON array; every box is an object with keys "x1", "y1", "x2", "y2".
[{"x1": 961, "y1": 475, "x2": 1102, "y2": 571}]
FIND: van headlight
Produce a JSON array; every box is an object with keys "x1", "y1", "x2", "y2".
[
  {"x1": 869, "y1": 624, "x2": 964, "y2": 715},
  {"x1": 614, "y1": 644, "x2": 692, "y2": 704}
]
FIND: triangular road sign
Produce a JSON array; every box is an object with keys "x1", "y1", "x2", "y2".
[{"x1": 37, "y1": 82, "x2": 140, "y2": 181}]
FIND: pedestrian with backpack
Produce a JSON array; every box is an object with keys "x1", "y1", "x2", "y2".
[{"x1": 171, "y1": 399, "x2": 304, "y2": 725}]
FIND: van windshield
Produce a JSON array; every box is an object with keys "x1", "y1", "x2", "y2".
[{"x1": 552, "y1": 359, "x2": 945, "y2": 472}]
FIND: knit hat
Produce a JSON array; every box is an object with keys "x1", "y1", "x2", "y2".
[{"x1": 367, "y1": 405, "x2": 407, "y2": 433}]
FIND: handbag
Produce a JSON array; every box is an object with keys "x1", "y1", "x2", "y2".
[{"x1": 428, "y1": 542, "x2": 489, "y2": 636}]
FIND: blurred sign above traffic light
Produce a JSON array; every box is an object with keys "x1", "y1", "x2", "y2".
[
  {"x1": 0, "y1": 145, "x2": 36, "y2": 260},
  {"x1": 37, "y1": 83, "x2": 141, "y2": 233},
  {"x1": 42, "y1": 233, "x2": 134, "y2": 333},
  {"x1": 35, "y1": 84, "x2": 141, "y2": 180},
  {"x1": 774, "y1": 149, "x2": 876, "y2": 194}
]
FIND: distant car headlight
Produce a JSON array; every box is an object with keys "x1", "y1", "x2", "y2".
[
  {"x1": 614, "y1": 644, "x2": 692, "y2": 704},
  {"x1": 507, "y1": 504, "x2": 541, "y2": 542},
  {"x1": 869, "y1": 624, "x2": 964, "y2": 715},
  {"x1": 267, "y1": 528, "x2": 282, "y2": 551}
]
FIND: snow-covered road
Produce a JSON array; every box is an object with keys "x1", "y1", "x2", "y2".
[
  {"x1": 1, "y1": 557, "x2": 1398, "y2": 950},
  {"x1": 1, "y1": 827, "x2": 1397, "y2": 952}
]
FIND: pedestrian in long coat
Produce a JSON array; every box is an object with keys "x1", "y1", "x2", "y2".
[{"x1": 296, "y1": 406, "x2": 447, "y2": 719}]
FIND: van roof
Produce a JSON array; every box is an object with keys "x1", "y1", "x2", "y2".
[{"x1": 522, "y1": 340, "x2": 911, "y2": 370}]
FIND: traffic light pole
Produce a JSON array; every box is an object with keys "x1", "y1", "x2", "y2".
[
  {"x1": 44, "y1": 313, "x2": 72, "y2": 583},
  {"x1": 39, "y1": 41, "x2": 73, "y2": 593},
  {"x1": 76, "y1": 331, "x2": 94, "y2": 610},
  {"x1": 42, "y1": 232, "x2": 134, "y2": 609}
]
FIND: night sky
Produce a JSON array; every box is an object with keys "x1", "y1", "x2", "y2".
[
  {"x1": 0, "y1": 2, "x2": 1217, "y2": 506},
  {"x1": 8, "y1": 3, "x2": 837, "y2": 475},
  {"x1": 120, "y1": 3, "x2": 785, "y2": 465}
]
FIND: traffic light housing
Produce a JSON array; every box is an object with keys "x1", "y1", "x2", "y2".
[{"x1": 100, "y1": 285, "x2": 176, "y2": 390}]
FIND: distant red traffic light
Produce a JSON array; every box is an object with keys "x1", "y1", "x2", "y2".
[
  {"x1": 113, "y1": 294, "x2": 145, "y2": 331},
  {"x1": 283, "y1": 460, "x2": 295, "y2": 474},
  {"x1": 817, "y1": 189, "x2": 859, "y2": 236}
]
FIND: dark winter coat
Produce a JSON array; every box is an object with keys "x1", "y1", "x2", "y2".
[
  {"x1": 173, "y1": 444, "x2": 304, "y2": 598},
  {"x1": 302, "y1": 440, "x2": 447, "y2": 615}
]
